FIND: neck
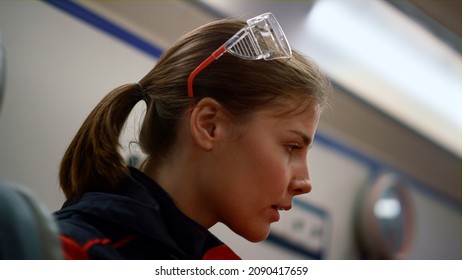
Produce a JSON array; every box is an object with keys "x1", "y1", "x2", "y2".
[{"x1": 141, "y1": 154, "x2": 217, "y2": 229}]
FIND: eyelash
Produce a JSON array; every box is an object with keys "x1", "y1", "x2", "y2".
[{"x1": 286, "y1": 144, "x2": 303, "y2": 153}]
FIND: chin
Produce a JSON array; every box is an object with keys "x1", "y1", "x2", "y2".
[
  {"x1": 225, "y1": 219, "x2": 271, "y2": 243},
  {"x1": 241, "y1": 228, "x2": 271, "y2": 243}
]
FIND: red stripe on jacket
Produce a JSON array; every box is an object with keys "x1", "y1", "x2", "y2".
[
  {"x1": 202, "y1": 244, "x2": 241, "y2": 260},
  {"x1": 60, "y1": 235, "x2": 110, "y2": 260}
]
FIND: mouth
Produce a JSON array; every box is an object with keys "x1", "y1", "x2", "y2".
[
  {"x1": 271, "y1": 205, "x2": 292, "y2": 222},
  {"x1": 273, "y1": 205, "x2": 292, "y2": 211}
]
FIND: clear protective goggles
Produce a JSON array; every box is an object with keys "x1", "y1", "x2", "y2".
[{"x1": 187, "y1": 12, "x2": 292, "y2": 98}]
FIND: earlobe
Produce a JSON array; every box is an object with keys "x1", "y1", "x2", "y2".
[{"x1": 189, "y1": 98, "x2": 228, "y2": 151}]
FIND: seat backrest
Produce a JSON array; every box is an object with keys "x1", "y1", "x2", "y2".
[{"x1": 0, "y1": 181, "x2": 63, "y2": 259}]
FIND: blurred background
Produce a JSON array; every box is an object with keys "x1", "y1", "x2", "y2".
[{"x1": 0, "y1": 0, "x2": 460, "y2": 259}]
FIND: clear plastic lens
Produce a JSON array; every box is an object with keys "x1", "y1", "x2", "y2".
[
  {"x1": 227, "y1": 13, "x2": 291, "y2": 60},
  {"x1": 187, "y1": 12, "x2": 292, "y2": 98}
]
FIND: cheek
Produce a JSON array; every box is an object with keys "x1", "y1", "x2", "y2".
[
  {"x1": 215, "y1": 147, "x2": 287, "y2": 202},
  {"x1": 252, "y1": 149, "x2": 289, "y2": 187},
  {"x1": 211, "y1": 133, "x2": 290, "y2": 202}
]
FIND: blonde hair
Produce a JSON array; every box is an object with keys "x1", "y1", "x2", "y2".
[{"x1": 59, "y1": 18, "x2": 331, "y2": 199}]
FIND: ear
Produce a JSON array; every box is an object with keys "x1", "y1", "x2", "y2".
[{"x1": 189, "y1": 97, "x2": 231, "y2": 151}]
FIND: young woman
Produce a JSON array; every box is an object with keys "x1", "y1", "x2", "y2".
[{"x1": 54, "y1": 14, "x2": 331, "y2": 259}]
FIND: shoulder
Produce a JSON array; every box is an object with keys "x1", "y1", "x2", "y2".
[
  {"x1": 53, "y1": 193, "x2": 171, "y2": 260},
  {"x1": 55, "y1": 211, "x2": 124, "y2": 259}
]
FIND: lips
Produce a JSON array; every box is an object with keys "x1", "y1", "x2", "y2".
[
  {"x1": 273, "y1": 205, "x2": 292, "y2": 211},
  {"x1": 271, "y1": 205, "x2": 292, "y2": 222},
  {"x1": 271, "y1": 207, "x2": 280, "y2": 222}
]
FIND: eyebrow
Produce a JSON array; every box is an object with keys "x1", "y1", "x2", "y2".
[{"x1": 289, "y1": 130, "x2": 312, "y2": 146}]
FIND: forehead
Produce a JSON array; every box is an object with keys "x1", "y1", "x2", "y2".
[
  {"x1": 244, "y1": 98, "x2": 321, "y2": 131},
  {"x1": 263, "y1": 96, "x2": 321, "y2": 119}
]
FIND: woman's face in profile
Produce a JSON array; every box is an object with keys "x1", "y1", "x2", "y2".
[{"x1": 204, "y1": 100, "x2": 321, "y2": 242}]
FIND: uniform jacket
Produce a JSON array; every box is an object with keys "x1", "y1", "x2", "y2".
[{"x1": 54, "y1": 167, "x2": 241, "y2": 260}]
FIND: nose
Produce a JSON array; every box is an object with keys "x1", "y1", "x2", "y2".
[
  {"x1": 289, "y1": 162, "x2": 312, "y2": 195},
  {"x1": 289, "y1": 157, "x2": 311, "y2": 196},
  {"x1": 289, "y1": 177, "x2": 312, "y2": 195}
]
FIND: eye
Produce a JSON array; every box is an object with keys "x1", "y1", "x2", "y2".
[{"x1": 286, "y1": 143, "x2": 303, "y2": 153}]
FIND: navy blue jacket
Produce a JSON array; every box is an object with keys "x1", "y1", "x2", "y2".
[{"x1": 54, "y1": 167, "x2": 240, "y2": 260}]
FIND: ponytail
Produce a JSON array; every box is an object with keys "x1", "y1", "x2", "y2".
[{"x1": 59, "y1": 83, "x2": 143, "y2": 199}]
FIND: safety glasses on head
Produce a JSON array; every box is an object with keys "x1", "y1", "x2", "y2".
[{"x1": 187, "y1": 12, "x2": 292, "y2": 98}]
